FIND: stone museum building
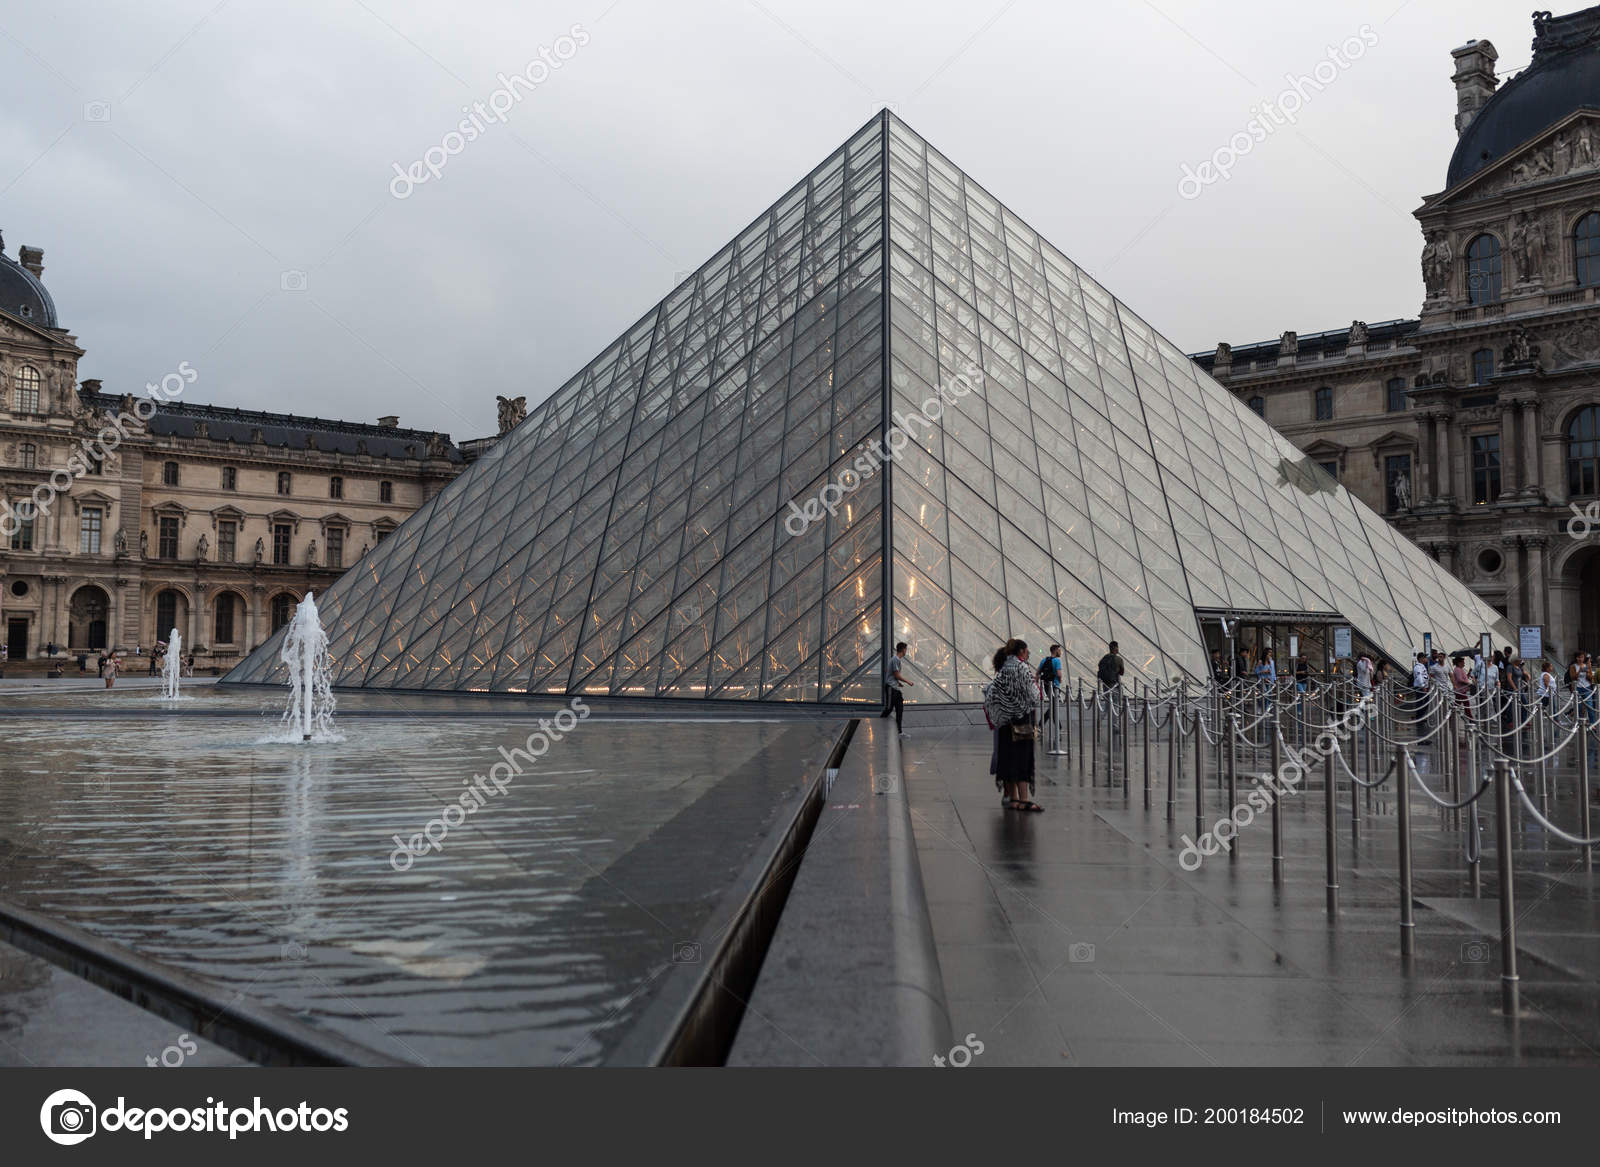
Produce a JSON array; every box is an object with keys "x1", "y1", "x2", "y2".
[
  {"x1": 0, "y1": 238, "x2": 464, "y2": 669},
  {"x1": 1195, "y1": 6, "x2": 1600, "y2": 659}
]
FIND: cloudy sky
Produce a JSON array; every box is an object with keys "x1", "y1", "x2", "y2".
[{"x1": 0, "y1": 0, "x2": 1549, "y2": 441}]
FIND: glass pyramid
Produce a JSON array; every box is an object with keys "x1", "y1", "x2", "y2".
[{"x1": 226, "y1": 112, "x2": 1514, "y2": 702}]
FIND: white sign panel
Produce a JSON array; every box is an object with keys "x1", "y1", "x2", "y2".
[
  {"x1": 1519, "y1": 625, "x2": 1543, "y2": 661},
  {"x1": 1333, "y1": 626, "x2": 1352, "y2": 660}
]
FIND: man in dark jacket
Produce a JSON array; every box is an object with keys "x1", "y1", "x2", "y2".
[{"x1": 1098, "y1": 641, "x2": 1125, "y2": 739}]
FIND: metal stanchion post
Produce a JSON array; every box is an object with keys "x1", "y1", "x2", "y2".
[
  {"x1": 1106, "y1": 688, "x2": 1115, "y2": 789},
  {"x1": 1167, "y1": 697, "x2": 1178, "y2": 824},
  {"x1": 1325, "y1": 701, "x2": 1338, "y2": 916},
  {"x1": 1194, "y1": 697, "x2": 1205, "y2": 840},
  {"x1": 1581, "y1": 720, "x2": 1593, "y2": 874},
  {"x1": 1227, "y1": 712, "x2": 1239, "y2": 861},
  {"x1": 1077, "y1": 680, "x2": 1085, "y2": 780},
  {"x1": 1270, "y1": 709, "x2": 1284, "y2": 884},
  {"x1": 1091, "y1": 689, "x2": 1100, "y2": 787},
  {"x1": 1396, "y1": 743, "x2": 1415, "y2": 961},
  {"x1": 1122, "y1": 687, "x2": 1131, "y2": 795},
  {"x1": 1142, "y1": 692, "x2": 1152, "y2": 810},
  {"x1": 1493, "y1": 758, "x2": 1520, "y2": 1016},
  {"x1": 1047, "y1": 685, "x2": 1067, "y2": 757}
]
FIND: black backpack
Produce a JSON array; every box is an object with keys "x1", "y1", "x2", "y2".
[
  {"x1": 1038, "y1": 656, "x2": 1060, "y2": 685},
  {"x1": 1097, "y1": 653, "x2": 1120, "y2": 687}
]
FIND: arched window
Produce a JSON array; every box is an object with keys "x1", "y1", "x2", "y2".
[
  {"x1": 270, "y1": 593, "x2": 295, "y2": 633},
  {"x1": 13, "y1": 365, "x2": 40, "y2": 413},
  {"x1": 162, "y1": 460, "x2": 180, "y2": 486},
  {"x1": 214, "y1": 593, "x2": 239, "y2": 644},
  {"x1": 155, "y1": 590, "x2": 180, "y2": 639},
  {"x1": 1576, "y1": 212, "x2": 1600, "y2": 286},
  {"x1": 1247, "y1": 396, "x2": 1265, "y2": 417},
  {"x1": 329, "y1": 475, "x2": 343, "y2": 499},
  {"x1": 276, "y1": 471, "x2": 292, "y2": 496},
  {"x1": 1386, "y1": 377, "x2": 1407, "y2": 412},
  {"x1": 1471, "y1": 348, "x2": 1495, "y2": 384},
  {"x1": 1466, "y1": 234, "x2": 1502, "y2": 304},
  {"x1": 1314, "y1": 386, "x2": 1333, "y2": 420},
  {"x1": 1569, "y1": 405, "x2": 1600, "y2": 497}
]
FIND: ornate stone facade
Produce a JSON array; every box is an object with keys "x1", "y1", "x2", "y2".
[
  {"x1": 1193, "y1": 8, "x2": 1600, "y2": 660},
  {"x1": 0, "y1": 240, "x2": 466, "y2": 670}
]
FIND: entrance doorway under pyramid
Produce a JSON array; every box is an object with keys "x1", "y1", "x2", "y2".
[{"x1": 225, "y1": 112, "x2": 1513, "y2": 702}]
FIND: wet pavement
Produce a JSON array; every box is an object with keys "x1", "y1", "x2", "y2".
[
  {"x1": 0, "y1": 693, "x2": 844, "y2": 1065},
  {"x1": 901, "y1": 711, "x2": 1600, "y2": 1066}
]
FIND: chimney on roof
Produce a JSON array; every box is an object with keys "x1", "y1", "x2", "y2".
[
  {"x1": 18, "y1": 245, "x2": 43, "y2": 279},
  {"x1": 378, "y1": 415, "x2": 399, "y2": 428},
  {"x1": 1451, "y1": 39, "x2": 1498, "y2": 136}
]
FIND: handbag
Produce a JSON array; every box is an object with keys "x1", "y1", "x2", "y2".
[{"x1": 1008, "y1": 718, "x2": 1037, "y2": 742}]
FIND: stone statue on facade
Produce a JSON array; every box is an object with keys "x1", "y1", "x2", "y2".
[
  {"x1": 497, "y1": 395, "x2": 527, "y2": 435},
  {"x1": 1392, "y1": 471, "x2": 1412, "y2": 511},
  {"x1": 1422, "y1": 232, "x2": 1453, "y2": 299},
  {"x1": 139, "y1": 529, "x2": 148, "y2": 558},
  {"x1": 114, "y1": 528, "x2": 126, "y2": 556},
  {"x1": 1513, "y1": 212, "x2": 1547, "y2": 286},
  {"x1": 1503, "y1": 325, "x2": 1540, "y2": 368},
  {"x1": 1213, "y1": 342, "x2": 1231, "y2": 365},
  {"x1": 1277, "y1": 331, "x2": 1298, "y2": 357},
  {"x1": 306, "y1": 539, "x2": 317, "y2": 566},
  {"x1": 254, "y1": 537, "x2": 264, "y2": 564},
  {"x1": 1348, "y1": 320, "x2": 1368, "y2": 346},
  {"x1": 196, "y1": 533, "x2": 208, "y2": 562}
]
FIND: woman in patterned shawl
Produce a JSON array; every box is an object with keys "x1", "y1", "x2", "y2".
[{"x1": 985, "y1": 638, "x2": 1042, "y2": 812}]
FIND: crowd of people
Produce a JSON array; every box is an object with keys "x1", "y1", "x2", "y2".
[{"x1": 886, "y1": 633, "x2": 1600, "y2": 819}]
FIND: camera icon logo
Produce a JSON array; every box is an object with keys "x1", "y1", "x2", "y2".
[
  {"x1": 1461, "y1": 939, "x2": 1491, "y2": 964},
  {"x1": 873, "y1": 772, "x2": 899, "y2": 795},
  {"x1": 1068, "y1": 942, "x2": 1096, "y2": 963},
  {"x1": 671, "y1": 940, "x2": 701, "y2": 964},
  {"x1": 280, "y1": 270, "x2": 308, "y2": 292},
  {"x1": 83, "y1": 101, "x2": 112, "y2": 122},
  {"x1": 280, "y1": 939, "x2": 308, "y2": 962},
  {"x1": 40, "y1": 1088, "x2": 96, "y2": 1146}
]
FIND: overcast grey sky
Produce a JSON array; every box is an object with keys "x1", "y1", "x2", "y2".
[{"x1": 0, "y1": 0, "x2": 1552, "y2": 441}]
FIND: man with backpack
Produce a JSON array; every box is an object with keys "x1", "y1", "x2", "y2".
[
  {"x1": 1098, "y1": 641, "x2": 1125, "y2": 739},
  {"x1": 1038, "y1": 643, "x2": 1064, "y2": 732}
]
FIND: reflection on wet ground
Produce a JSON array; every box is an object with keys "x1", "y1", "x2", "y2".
[{"x1": 0, "y1": 700, "x2": 843, "y2": 1065}]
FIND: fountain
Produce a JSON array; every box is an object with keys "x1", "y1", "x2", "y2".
[
  {"x1": 279, "y1": 591, "x2": 336, "y2": 741},
  {"x1": 161, "y1": 627, "x2": 182, "y2": 700}
]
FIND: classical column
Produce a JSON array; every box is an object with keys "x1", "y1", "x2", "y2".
[
  {"x1": 1433, "y1": 412, "x2": 1451, "y2": 502},
  {"x1": 1525, "y1": 534, "x2": 1549, "y2": 631},
  {"x1": 1522, "y1": 399, "x2": 1542, "y2": 498},
  {"x1": 1444, "y1": 414, "x2": 1462, "y2": 507},
  {"x1": 1499, "y1": 402, "x2": 1520, "y2": 499},
  {"x1": 1422, "y1": 414, "x2": 1439, "y2": 500}
]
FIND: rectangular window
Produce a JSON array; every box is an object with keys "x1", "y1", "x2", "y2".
[
  {"x1": 218, "y1": 520, "x2": 236, "y2": 563},
  {"x1": 1317, "y1": 460, "x2": 1338, "y2": 482},
  {"x1": 162, "y1": 461, "x2": 180, "y2": 486},
  {"x1": 1314, "y1": 387, "x2": 1333, "y2": 420},
  {"x1": 222, "y1": 466, "x2": 237, "y2": 491},
  {"x1": 20, "y1": 443, "x2": 36, "y2": 469},
  {"x1": 11, "y1": 507, "x2": 33, "y2": 550},
  {"x1": 1472, "y1": 349, "x2": 1495, "y2": 385},
  {"x1": 1472, "y1": 433, "x2": 1501, "y2": 504},
  {"x1": 329, "y1": 476, "x2": 343, "y2": 499},
  {"x1": 379, "y1": 480, "x2": 394, "y2": 503},
  {"x1": 326, "y1": 527, "x2": 344, "y2": 569},
  {"x1": 158, "y1": 516, "x2": 179, "y2": 559},
  {"x1": 1384, "y1": 454, "x2": 1412, "y2": 513},
  {"x1": 1386, "y1": 378, "x2": 1407, "y2": 412},
  {"x1": 273, "y1": 522, "x2": 291, "y2": 565},
  {"x1": 87, "y1": 450, "x2": 104, "y2": 475},
  {"x1": 79, "y1": 507, "x2": 102, "y2": 554},
  {"x1": 376, "y1": 528, "x2": 390, "y2": 543}
]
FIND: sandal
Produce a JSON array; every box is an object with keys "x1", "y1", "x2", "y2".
[{"x1": 1011, "y1": 800, "x2": 1045, "y2": 813}]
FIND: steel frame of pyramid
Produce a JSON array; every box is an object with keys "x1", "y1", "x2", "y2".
[{"x1": 225, "y1": 112, "x2": 1514, "y2": 702}]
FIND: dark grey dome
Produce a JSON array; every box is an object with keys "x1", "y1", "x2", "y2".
[
  {"x1": 1448, "y1": 11, "x2": 1600, "y2": 188},
  {"x1": 0, "y1": 249, "x2": 58, "y2": 328}
]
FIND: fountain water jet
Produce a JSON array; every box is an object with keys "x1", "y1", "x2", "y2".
[
  {"x1": 279, "y1": 592, "x2": 336, "y2": 741},
  {"x1": 161, "y1": 628, "x2": 182, "y2": 700}
]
